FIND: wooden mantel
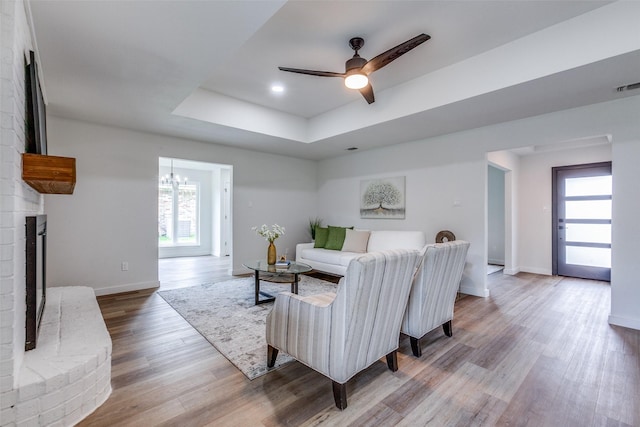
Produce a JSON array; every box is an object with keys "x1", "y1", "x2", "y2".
[{"x1": 22, "y1": 153, "x2": 76, "y2": 194}]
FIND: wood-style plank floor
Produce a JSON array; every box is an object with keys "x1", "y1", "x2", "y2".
[{"x1": 80, "y1": 257, "x2": 640, "y2": 426}]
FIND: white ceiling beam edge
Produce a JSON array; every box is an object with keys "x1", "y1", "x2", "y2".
[
  {"x1": 172, "y1": 88, "x2": 310, "y2": 142},
  {"x1": 174, "y1": 1, "x2": 640, "y2": 145}
]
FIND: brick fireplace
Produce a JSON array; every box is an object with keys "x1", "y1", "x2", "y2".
[{"x1": 1, "y1": 2, "x2": 112, "y2": 425}]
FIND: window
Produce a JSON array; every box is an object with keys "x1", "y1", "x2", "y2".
[{"x1": 158, "y1": 183, "x2": 199, "y2": 246}]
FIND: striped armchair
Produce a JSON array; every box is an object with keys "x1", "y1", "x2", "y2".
[
  {"x1": 265, "y1": 249, "x2": 421, "y2": 410},
  {"x1": 401, "y1": 240, "x2": 470, "y2": 357}
]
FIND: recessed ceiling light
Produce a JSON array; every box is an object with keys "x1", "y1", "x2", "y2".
[{"x1": 271, "y1": 84, "x2": 284, "y2": 93}]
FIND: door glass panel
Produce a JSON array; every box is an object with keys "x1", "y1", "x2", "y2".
[
  {"x1": 565, "y1": 200, "x2": 611, "y2": 220},
  {"x1": 565, "y1": 224, "x2": 611, "y2": 244},
  {"x1": 565, "y1": 176, "x2": 612, "y2": 197},
  {"x1": 566, "y1": 246, "x2": 611, "y2": 268}
]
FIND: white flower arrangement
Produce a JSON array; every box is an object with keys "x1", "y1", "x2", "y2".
[{"x1": 252, "y1": 224, "x2": 285, "y2": 243}]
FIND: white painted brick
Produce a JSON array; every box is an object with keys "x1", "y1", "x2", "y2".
[
  {"x1": 0, "y1": 308, "x2": 13, "y2": 325},
  {"x1": 64, "y1": 391, "x2": 81, "y2": 415},
  {"x1": 10, "y1": 287, "x2": 113, "y2": 425},
  {"x1": 1, "y1": 0, "x2": 15, "y2": 17},
  {"x1": 19, "y1": 360, "x2": 64, "y2": 392},
  {"x1": 39, "y1": 402, "x2": 65, "y2": 426},
  {"x1": 63, "y1": 408, "x2": 82, "y2": 427},
  {"x1": 82, "y1": 383, "x2": 95, "y2": 404},
  {"x1": 1, "y1": 178, "x2": 16, "y2": 196},
  {"x1": 0, "y1": 357, "x2": 14, "y2": 377},
  {"x1": 0, "y1": 388, "x2": 17, "y2": 410},
  {"x1": 0, "y1": 373, "x2": 14, "y2": 393},
  {"x1": 0, "y1": 228, "x2": 13, "y2": 245},
  {"x1": 95, "y1": 345, "x2": 107, "y2": 364},
  {"x1": 67, "y1": 363, "x2": 85, "y2": 384},
  {"x1": 15, "y1": 397, "x2": 39, "y2": 420},
  {"x1": 0, "y1": 342, "x2": 13, "y2": 359},
  {"x1": 95, "y1": 360, "x2": 109, "y2": 382},
  {"x1": 40, "y1": 388, "x2": 65, "y2": 411},
  {"x1": 0, "y1": 108, "x2": 12, "y2": 128},
  {"x1": 63, "y1": 378, "x2": 83, "y2": 401},
  {"x1": 0, "y1": 405, "x2": 16, "y2": 424},
  {"x1": 80, "y1": 398, "x2": 96, "y2": 420},
  {"x1": 82, "y1": 372, "x2": 98, "y2": 393},
  {"x1": 44, "y1": 372, "x2": 67, "y2": 394},
  {"x1": 96, "y1": 384, "x2": 111, "y2": 406},
  {"x1": 0, "y1": 327, "x2": 14, "y2": 344},
  {"x1": 83, "y1": 354, "x2": 98, "y2": 376},
  {"x1": 0, "y1": 212, "x2": 13, "y2": 225},
  {"x1": 16, "y1": 415, "x2": 39, "y2": 427},
  {"x1": 96, "y1": 374, "x2": 109, "y2": 395},
  {"x1": 0, "y1": 293, "x2": 12, "y2": 310},
  {"x1": 15, "y1": 372, "x2": 43, "y2": 402}
]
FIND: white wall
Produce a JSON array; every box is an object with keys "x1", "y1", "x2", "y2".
[
  {"x1": 318, "y1": 137, "x2": 489, "y2": 297},
  {"x1": 487, "y1": 150, "x2": 520, "y2": 275},
  {"x1": 318, "y1": 96, "x2": 640, "y2": 300},
  {"x1": 39, "y1": 95, "x2": 640, "y2": 330},
  {"x1": 487, "y1": 166, "x2": 505, "y2": 265},
  {"x1": 610, "y1": 139, "x2": 640, "y2": 330},
  {"x1": 517, "y1": 144, "x2": 612, "y2": 275},
  {"x1": 44, "y1": 117, "x2": 318, "y2": 295}
]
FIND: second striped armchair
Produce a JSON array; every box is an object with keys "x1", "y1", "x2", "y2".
[{"x1": 401, "y1": 240, "x2": 470, "y2": 357}]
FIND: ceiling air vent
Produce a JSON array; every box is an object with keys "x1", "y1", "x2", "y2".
[{"x1": 616, "y1": 82, "x2": 640, "y2": 92}]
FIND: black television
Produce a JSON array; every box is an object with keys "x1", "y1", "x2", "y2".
[
  {"x1": 25, "y1": 215, "x2": 46, "y2": 351},
  {"x1": 25, "y1": 50, "x2": 47, "y2": 155}
]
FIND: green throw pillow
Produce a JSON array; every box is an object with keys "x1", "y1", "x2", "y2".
[
  {"x1": 324, "y1": 226, "x2": 353, "y2": 250},
  {"x1": 314, "y1": 227, "x2": 329, "y2": 248}
]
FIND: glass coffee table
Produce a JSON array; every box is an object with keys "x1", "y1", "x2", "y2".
[{"x1": 243, "y1": 260, "x2": 312, "y2": 305}]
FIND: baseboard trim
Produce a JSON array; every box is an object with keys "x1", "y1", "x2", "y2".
[
  {"x1": 608, "y1": 314, "x2": 640, "y2": 331},
  {"x1": 459, "y1": 284, "x2": 490, "y2": 298},
  {"x1": 519, "y1": 266, "x2": 552, "y2": 276},
  {"x1": 503, "y1": 267, "x2": 520, "y2": 275},
  {"x1": 93, "y1": 280, "x2": 160, "y2": 296}
]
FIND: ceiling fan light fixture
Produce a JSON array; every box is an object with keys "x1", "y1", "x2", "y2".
[
  {"x1": 344, "y1": 72, "x2": 368, "y2": 90},
  {"x1": 279, "y1": 33, "x2": 430, "y2": 103}
]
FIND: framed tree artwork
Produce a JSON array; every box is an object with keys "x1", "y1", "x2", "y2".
[{"x1": 360, "y1": 176, "x2": 405, "y2": 219}]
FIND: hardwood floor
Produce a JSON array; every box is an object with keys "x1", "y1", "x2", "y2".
[
  {"x1": 158, "y1": 255, "x2": 233, "y2": 290},
  {"x1": 80, "y1": 259, "x2": 640, "y2": 426}
]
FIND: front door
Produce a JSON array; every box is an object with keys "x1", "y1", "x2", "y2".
[{"x1": 552, "y1": 162, "x2": 612, "y2": 281}]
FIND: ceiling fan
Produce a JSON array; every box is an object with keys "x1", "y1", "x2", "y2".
[{"x1": 278, "y1": 33, "x2": 430, "y2": 104}]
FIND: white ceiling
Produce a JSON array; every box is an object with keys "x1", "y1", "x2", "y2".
[{"x1": 29, "y1": 1, "x2": 640, "y2": 160}]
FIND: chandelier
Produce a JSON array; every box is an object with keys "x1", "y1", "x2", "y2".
[{"x1": 160, "y1": 159, "x2": 187, "y2": 189}]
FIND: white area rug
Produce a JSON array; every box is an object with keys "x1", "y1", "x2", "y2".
[{"x1": 158, "y1": 276, "x2": 338, "y2": 380}]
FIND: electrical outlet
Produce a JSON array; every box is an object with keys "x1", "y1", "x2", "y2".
[{"x1": 121, "y1": 262, "x2": 129, "y2": 271}]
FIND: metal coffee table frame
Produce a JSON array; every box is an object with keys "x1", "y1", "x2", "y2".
[{"x1": 242, "y1": 260, "x2": 312, "y2": 305}]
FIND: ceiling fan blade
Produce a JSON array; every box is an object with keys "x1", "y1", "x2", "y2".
[
  {"x1": 359, "y1": 83, "x2": 375, "y2": 104},
  {"x1": 278, "y1": 67, "x2": 345, "y2": 78},
  {"x1": 361, "y1": 33, "x2": 431, "y2": 75}
]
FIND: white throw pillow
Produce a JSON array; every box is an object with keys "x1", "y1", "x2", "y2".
[{"x1": 341, "y1": 229, "x2": 370, "y2": 253}]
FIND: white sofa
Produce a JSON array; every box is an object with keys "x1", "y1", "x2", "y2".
[{"x1": 296, "y1": 230, "x2": 426, "y2": 276}]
